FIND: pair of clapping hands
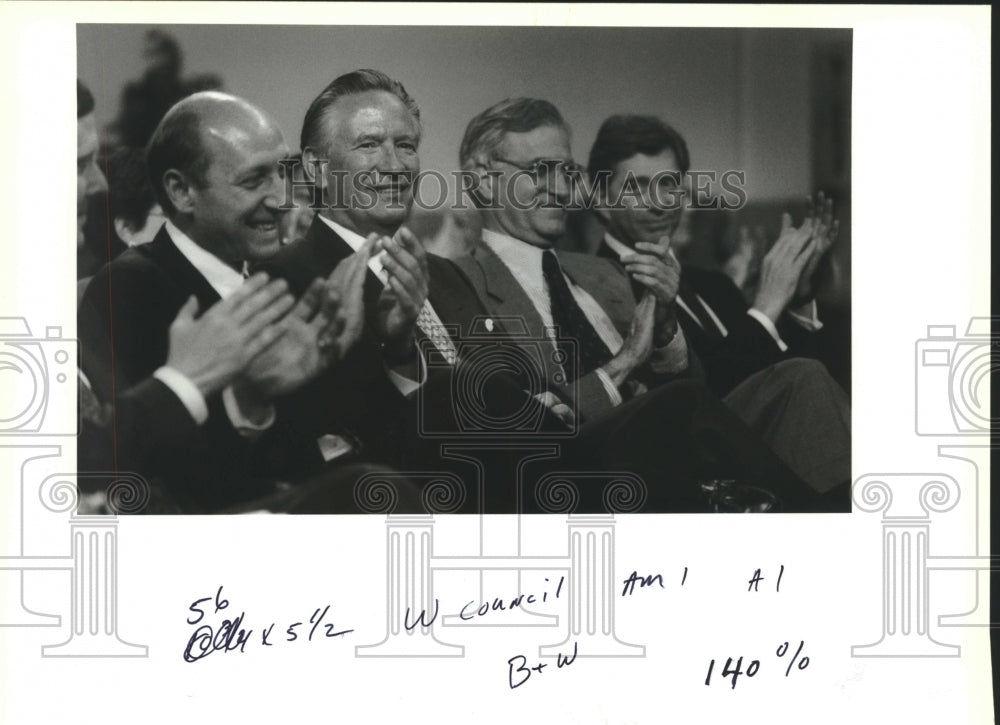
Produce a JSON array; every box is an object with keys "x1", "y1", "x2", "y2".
[
  {"x1": 163, "y1": 226, "x2": 429, "y2": 413},
  {"x1": 752, "y1": 192, "x2": 840, "y2": 324}
]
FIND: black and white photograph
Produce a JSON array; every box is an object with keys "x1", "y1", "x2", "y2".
[
  {"x1": 0, "y1": 5, "x2": 991, "y2": 724},
  {"x1": 75, "y1": 24, "x2": 853, "y2": 515}
]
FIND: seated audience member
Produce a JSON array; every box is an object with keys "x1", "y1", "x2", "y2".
[
  {"x1": 588, "y1": 115, "x2": 839, "y2": 395},
  {"x1": 263, "y1": 70, "x2": 571, "y2": 489},
  {"x1": 77, "y1": 80, "x2": 114, "y2": 284},
  {"x1": 433, "y1": 96, "x2": 844, "y2": 511},
  {"x1": 78, "y1": 90, "x2": 387, "y2": 513},
  {"x1": 107, "y1": 146, "x2": 167, "y2": 248},
  {"x1": 585, "y1": 114, "x2": 849, "y2": 496}
]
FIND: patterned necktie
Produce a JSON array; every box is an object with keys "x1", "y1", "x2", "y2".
[
  {"x1": 542, "y1": 250, "x2": 612, "y2": 380},
  {"x1": 416, "y1": 301, "x2": 458, "y2": 365}
]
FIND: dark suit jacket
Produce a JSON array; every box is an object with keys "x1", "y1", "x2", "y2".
[
  {"x1": 449, "y1": 240, "x2": 690, "y2": 422},
  {"x1": 596, "y1": 241, "x2": 815, "y2": 395},
  {"x1": 260, "y1": 216, "x2": 495, "y2": 462},
  {"x1": 78, "y1": 227, "x2": 322, "y2": 512}
]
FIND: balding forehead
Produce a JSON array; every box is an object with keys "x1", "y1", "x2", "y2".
[
  {"x1": 169, "y1": 91, "x2": 280, "y2": 137},
  {"x1": 174, "y1": 93, "x2": 285, "y2": 154}
]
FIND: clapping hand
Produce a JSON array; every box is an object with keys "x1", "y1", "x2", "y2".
[
  {"x1": 600, "y1": 291, "x2": 657, "y2": 387},
  {"x1": 166, "y1": 272, "x2": 294, "y2": 397},
  {"x1": 621, "y1": 235, "x2": 680, "y2": 345},
  {"x1": 372, "y1": 226, "x2": 429, "y2": 359},
  {"x1": 321, "y1": 238, "x2": 373, "y2": 360},
  {"x1": 793, "y1": 191, "x2": 839, "y2": 304},
  {"x1": 241, "y1": 277, "x2": 351, "y2": 399},
  {"x1": 752, "y1": 210, "x2": 818, "y2": 324}
]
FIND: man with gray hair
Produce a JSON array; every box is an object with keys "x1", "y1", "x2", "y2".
[
  {"x1": 434, "y1": 97, "x2": 840, "y2": 512},
  {"x1": 455, "y1": 97, "x2": 692, "y2": 419},
  {"x1": 264, "y1": 70, "x2": 570, "y2": 480}
]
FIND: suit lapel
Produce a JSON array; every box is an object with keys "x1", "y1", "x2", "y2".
[
  {"x1": 302, "y1": 216, "x2": 386, "y2": 315},
  {"x1": 457, "y1": 245, "x2": 550, "y2": 341},
  {"x1": 560, "y1": 252, "x2": 632, "y2": 337},
  {"x1": 144, "y1": 227, "x2": 222, "y2": 308}
]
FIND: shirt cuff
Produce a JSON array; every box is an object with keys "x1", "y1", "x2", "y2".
[
  {"x1": 649, "y1": 325, "x2": 690, "y2": 374},
  {"x1": 787, "y1": 300, "x2": 824, "y2": 332},
  {"x1": 222, "y1": 385, "x2": 276, "y2": 438},
  {"x1": 153, "y1": 366, "x2": 209, "y2": 425},
  {"x1": 594, "y1": 367, "x2": 624, "y2": 407},
  {"x1": 746, "y1": 308, "x2": 789, "y2": 352},
  {"x1": 386, "y1": 347, "x2": 427, "y2": 398}
]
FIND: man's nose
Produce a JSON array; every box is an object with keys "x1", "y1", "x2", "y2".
[
  {"x1": 549, "y1": 164, "x2": 572, "y2": 201},
  {"x1": 262, "y1": 169, "x2": 285, "y2": 209},
  {"x1": 377, "y1": 144, "x2": 406, "y2": 172}
]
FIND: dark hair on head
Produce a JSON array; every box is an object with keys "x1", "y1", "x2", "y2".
[
  {"x1": 459, "y1": 98, "x2": 569, "y2": 170},
  {"x1": 107, "y1": 147, "x2": 159, "y2": 231},
  {"x1": 145, "y1": 101, "x2": 210, "y2": 215},
  {"x1": 587, "y1": 114, "x2": 690, "y2": 181},
  {"x1": 300, "y1": 69, "x2": 421, "y2": 153},
  {"x1": 78, "y1": 79, "x2": 95, "y2": 119}
]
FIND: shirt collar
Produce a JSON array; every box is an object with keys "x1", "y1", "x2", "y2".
[
  {"x1": 602, "y1": 232, "x2": 633, "y2": 261},
  {"x1": 317, "y1": 214, "x2": 388, "y2": 282},
  {"x1": 164, "y1": 220, "x2": 246, "y2": 299},
  {"x1": 318, "y1": 214, "x2": 367, "y2": 251},
  {"x1": 481, "y1": 227, "x2": 547, "y2": 266}
]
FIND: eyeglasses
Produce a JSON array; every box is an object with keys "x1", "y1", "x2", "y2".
[{"x1": 490, "y1": 157, "x2": 585, "y2": 182}]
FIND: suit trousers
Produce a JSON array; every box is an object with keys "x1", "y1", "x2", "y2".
[{"x1": 722, "y1": 357, "x2": 851, "y2": 500}]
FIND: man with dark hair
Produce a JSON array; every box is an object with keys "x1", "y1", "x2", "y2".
[
  {"x1": 77, "y1": 79, "x2": 109, "y2": 278},
  {"x1": 586, "y1": 113, "x2": 849, "y2": 497},
  {"x1": 587, "y1": 113, "x2": 837, "y2": 395},
  {"x1": 106, "y1": 147, "x2": 166, "y2": 248},
  {"x1": 435, "y1": 97, "x2": 842, "y2": 511},
  {"x1": 79, "y1": 90, "x2": 377, "y2": 513}
]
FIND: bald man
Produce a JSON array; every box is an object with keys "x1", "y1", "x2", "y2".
[{"x1": 79, "y1": 91, "x2": 377, "y2": 513}]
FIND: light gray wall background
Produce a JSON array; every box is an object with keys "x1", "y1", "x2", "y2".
[{"x1": 77, "y1": 25, "x2": 849, "y2": 204}]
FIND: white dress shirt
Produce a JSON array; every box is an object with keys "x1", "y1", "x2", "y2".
[
  {"x1": 603, "y1": 233, "x2": 821, "y2": 353},
  {"x1": 165, "y1": 221, "x2": 275, "y2": 435},
  {"x1": 482, "y1": 229, "x2": 689, "y2": 407},
  {"x1": 316, "y1": 215, "x2": 435, "y2": 396}
]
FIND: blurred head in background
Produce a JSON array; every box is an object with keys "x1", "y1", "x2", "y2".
[
  {"x1": 279, "y1": 153, "x2": 316, "y2": 246},
  {"x1": 77, "y1": 79, "x2": 108, "y2": 249},
  {"x1": 107, "y1": 147, "x2": 165, "y2": 247}
]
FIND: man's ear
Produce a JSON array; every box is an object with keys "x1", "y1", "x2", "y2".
[
  {"x1": 162, "y1": 169, "x2": 196, "y2": 215},
  {"x1": 471, "y1": 160, "x2": 499, "y2": 208},
  {"x1": 113, "y1": 217, "x2": 136, "y2": 246},
  {"x1": 591, "y1": 182, "x2": 612, "y2": 228},
  {"x1": 302, "y1": 147, "x2": 324, "y2": 187}
]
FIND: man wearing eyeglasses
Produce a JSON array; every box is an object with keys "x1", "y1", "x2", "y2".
[
  {"x1": 452, "y1": 97, "x2": 691, "y2": 420},
  {"x1": 439, "y1": 98, "x2": 835, "y2": 512}
]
